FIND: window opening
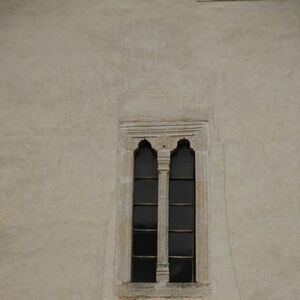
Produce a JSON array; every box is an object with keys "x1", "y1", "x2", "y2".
[
  {"x1": 132, "y1": 140, "x2": 158, "y2": 282},
  {"x1": 169, "y1": 139, "x2": 195, "y2": 282}
]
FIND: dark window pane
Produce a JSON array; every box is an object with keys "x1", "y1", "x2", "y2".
[
  {"x1": 132, "y1": 258, "x2": 156, "y2": 282},
  {"x1": 134, "y1": 179, "x2": 158, "y2": 204},
  {"x1": 169, "y1": 258, "x2": 193, "y2": 282},
  {"x1": 132, "y1": 231, "x2": 157, "y2": 256},
  {"x1": 168, "y1": 139, "x2": 195, "y2": 283},
  {"x1": 169, "y1": 206, "x2": 194, "y2": 230},
  {"x1": 169, "y1": 180, "x2": 194, "y2": 204},
  {"x1": 135, "y1": 141, "x2": 158, "y2": 178},
  {"x1": 169, "y1": 232, "x2": 194, "y2": 256},
  {"x1": 170, "y1": 140, "x2": 194, "y2": 179},
  {"x1": 132, "y1": 140, "x2": 158, "y2": 282},
  {"x1": 133, "y1": 206, "x2": 157, "y2": 229}
]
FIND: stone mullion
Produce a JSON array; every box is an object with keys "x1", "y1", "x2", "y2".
[{"x1": 156, "y1": 150, "x2": 171, "y2": 283}]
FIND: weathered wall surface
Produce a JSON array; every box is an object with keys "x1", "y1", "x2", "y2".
[{"x1": 0, "y1": 0, "x2": 299, "y2": 299}]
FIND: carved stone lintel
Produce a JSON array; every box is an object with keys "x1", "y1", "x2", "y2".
[{"x1": 120, "y1": 121, "x2": 208, "y2": 152}]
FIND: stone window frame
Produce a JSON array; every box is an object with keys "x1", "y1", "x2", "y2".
[{"x1": 115, "y1": 121, "x2": 210, "y2": 298}]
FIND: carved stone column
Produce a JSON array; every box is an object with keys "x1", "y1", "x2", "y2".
[{"x1": 156, "y1": 150, "x2": 170, "y2": 283}]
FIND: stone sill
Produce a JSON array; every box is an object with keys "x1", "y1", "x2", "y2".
[
  {"x1": 197, "y1": 0, "x2": 265, "y2": 2},
  {"x1": 116, "y1": 282, "x2": 211, "y2": 298}
]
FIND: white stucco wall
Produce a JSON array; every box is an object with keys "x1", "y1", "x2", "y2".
[{"x1": 0, "y1": 0, "x2": 299, "y2": 299}]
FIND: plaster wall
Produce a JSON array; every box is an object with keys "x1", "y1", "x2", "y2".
[{"x1": 0, "y1": 0, "x2": 299, "y2": 299}]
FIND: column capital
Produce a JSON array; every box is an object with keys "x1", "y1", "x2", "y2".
[{"x1": 157, "y1": 150, "x2": 170, "y2": 171}]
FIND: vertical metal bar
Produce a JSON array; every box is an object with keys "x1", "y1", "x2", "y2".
[{"x1": 156, "y1": 150, "x2": 170, "y2": 283}]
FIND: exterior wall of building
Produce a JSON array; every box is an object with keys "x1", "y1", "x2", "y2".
[{"x1": 0, "y1": 0, "x2": 299, "y2": 299}]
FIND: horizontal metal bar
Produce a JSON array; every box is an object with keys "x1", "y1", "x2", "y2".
[
  {"x1": 133, "y1": 202, "x2": 157, "y2": 206},
  {"x1": 133, "y1": 255, "x2": 193, "y2": 259},
  {"x1": 133, "y1": 228, "x2": 157, "y2": 232},
  {"x1": 170, "y1": 203, "x2": 194, "y2": 206},
  {"x1": 134, "y1": 176, "x2": 158, "y2": 180},
  {"x1": 169, "y1": 229, "x2": 194, "y2": 233},
  {"x1": 169, "y1": 256, "x2": 193, "y2": 259},
  {"x1": 170, "y1": 177, "x2": 195, "y2": 180},
  {"x1": 132, "y1": 255, "x2": 157, "y2": 259}
]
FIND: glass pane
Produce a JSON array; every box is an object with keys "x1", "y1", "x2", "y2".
[
  {"x1": 133, "y1": 206, "x2": 157, "y2": 229},
  {"x1": 170, "y1": 140, "x2": 194, "y2": 179},
  {"x1": 132, "y1": 257, "x2": 156, "y2": 282},
  {"x1": 169, "y1": 232, "x2": 194, "y2": 256},
  {"x1": 134, "y1": 179, "x2": 158, "y2": 204},
  {"x1": 169, "y1": 206, "x2": 194, "y2": 230},
  {"x1": 169, "y1": 258, "x2": 193, "y2": 282},
  {"x1": 169, "y1": 180, "x2": 194, "y2": 204},
  {"x1": 135, "y1": 141, "x2": 158, "y2": 178},
  {"x1": 132, "y1": 231, "x2": 157, "y2": 256}
]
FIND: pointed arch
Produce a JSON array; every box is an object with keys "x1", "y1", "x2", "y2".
[
  {"x1": 134, "y1": 139, "x2": 158, "y2": 178},
  {"x1": 170, "y1": 139, "x2": 195, "y2": 179}
]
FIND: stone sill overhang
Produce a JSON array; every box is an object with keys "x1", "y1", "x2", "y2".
[{"x1": 116, "y1": 281, "x2": 211, "y2": 298}]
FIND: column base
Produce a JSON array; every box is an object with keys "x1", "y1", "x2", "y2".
[{"x1": 156, "y1": 263, "x2": 169, "y2": 283}]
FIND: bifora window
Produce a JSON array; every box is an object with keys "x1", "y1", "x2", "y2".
[
  {"x1": 132, "y1": 139, "x2": 196, "y2": 283},
  {"x1": 116, "y1": 122, "x2": 210, "y2": 298}
]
